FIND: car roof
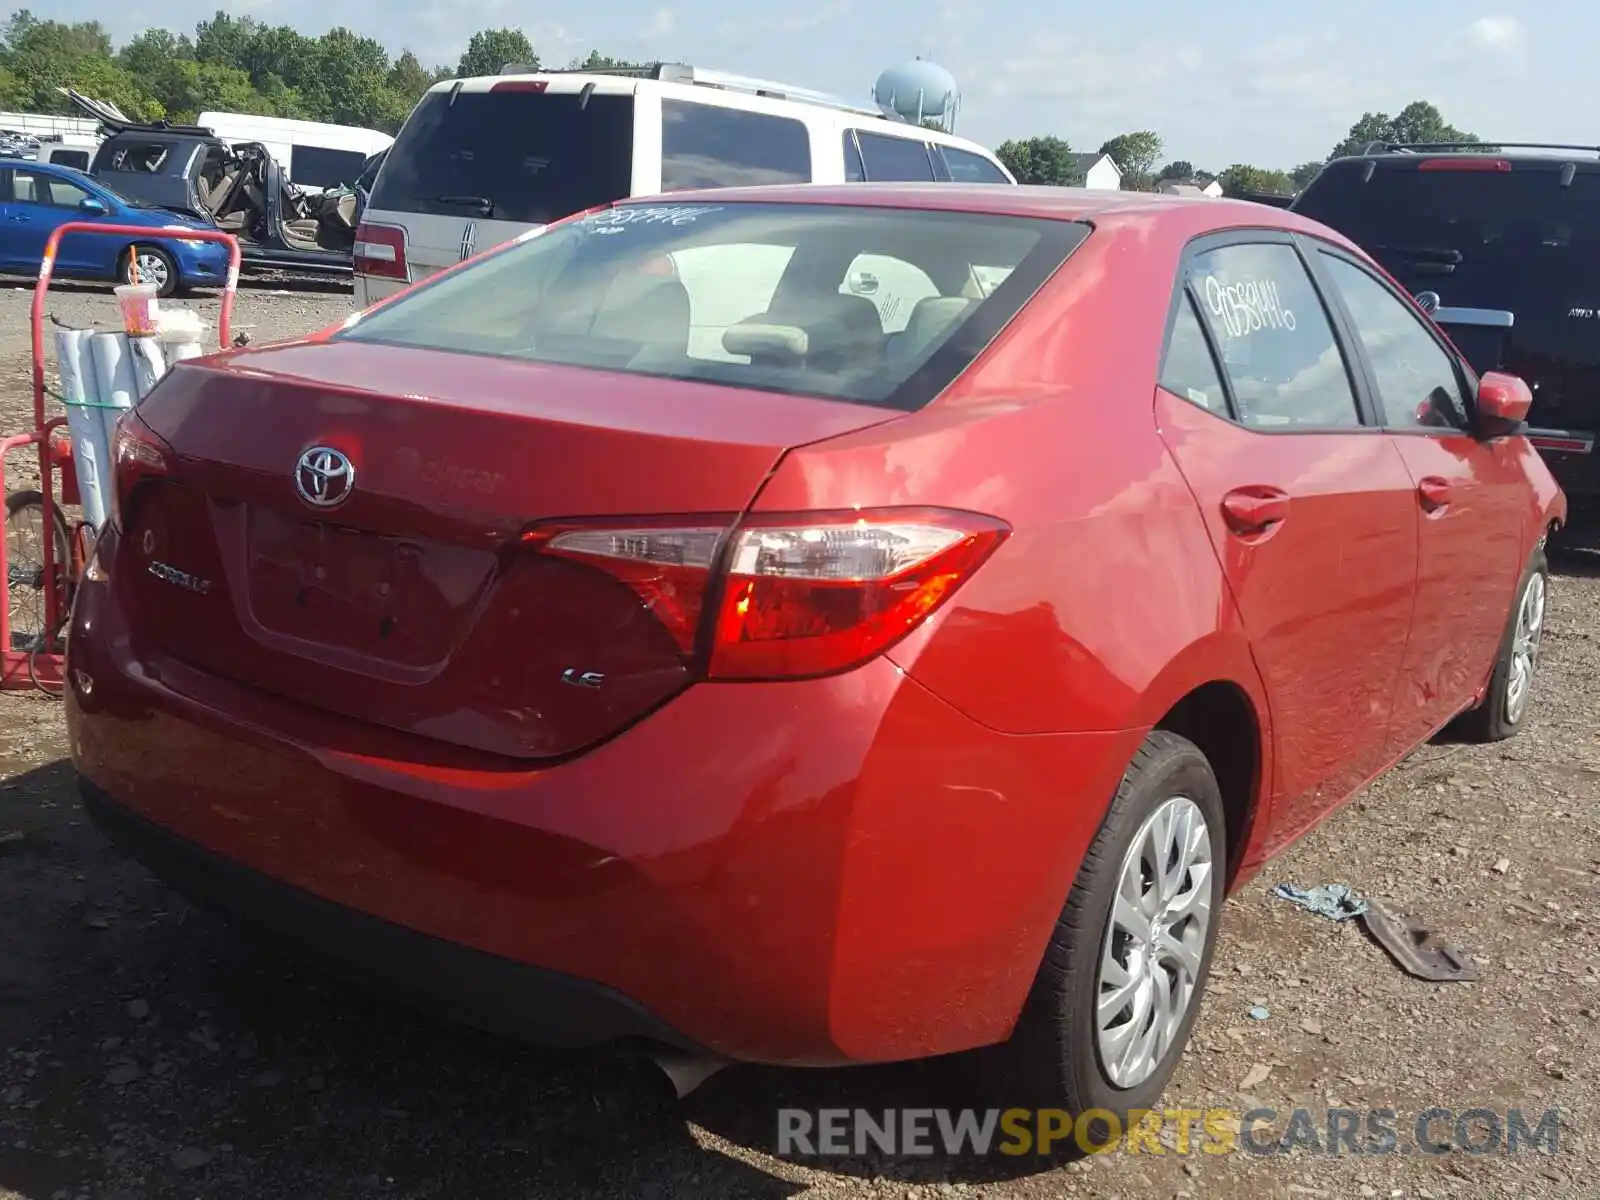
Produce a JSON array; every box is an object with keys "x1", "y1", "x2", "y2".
[
  {"x1": 1337, "y1": 142, "x2": 1600, "y2": 168},
  {"x1": 613, "y1": 182, "x2": 1359, "y2": 245}
]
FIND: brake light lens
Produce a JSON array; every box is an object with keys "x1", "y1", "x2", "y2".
[
  {"x1": 353, "y1": 221, "x2": 408, "y2": 281},
  {"x1": 1418, "y1": 158, "x2": 1511, "y2": 172},
  {"x1": 534, "y1": 522, "x2": 725, "y2": 655},
  {"x1": 524, "y1": 508, "x2": 1009, "y2": 680},
  {"x1": 712, "y1": 511, "x2": 1008, "y2": 679},
  {"x1": 110, "y1": 412, "x2": 172, "y2": 531}
]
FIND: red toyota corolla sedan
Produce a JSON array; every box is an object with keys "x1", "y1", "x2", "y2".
[{"x1": 68, "y1": 183, "x2": 1564, "y2": 1118}]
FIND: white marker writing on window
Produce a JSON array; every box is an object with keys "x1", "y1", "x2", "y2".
[{"x1": 1204, "y1": 275, "x2": 1297, "y2": 339}]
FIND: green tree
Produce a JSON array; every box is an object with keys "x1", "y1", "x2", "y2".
[
  {"x1": 1157, "y1": 159, "x2": 1195, "y2": 181},
  {"x1": 567, "y1": 49, "x2": 649, "y2": 72},
  {"x1": 995, "y1": 135, "x2": 1082, "y2": 186},
  {"x1": 388, "y1": 50, "x2": 432, "y2": 101},
  {"x1": 457, "y1": 28, "x2": 534, "y2": 77},
  {"x1": 1217, "y1": 164, "x2": 1294, "y2": 197},
  {"x1": 1099, "y1": 130, "x2": 1162, "y2": 189},
  {"x1": 1289, "y1": 160, "x2": 1324, "y2": 190},
  {"x1": 1329, "y1": 101, "x2": 1478, "y2": 159}
]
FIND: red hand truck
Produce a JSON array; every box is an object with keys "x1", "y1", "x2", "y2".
[{"x1": 3, "y1": 221, "x2": 240, "y2": 693}]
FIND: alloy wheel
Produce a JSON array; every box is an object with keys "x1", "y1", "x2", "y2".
[
  {"x1": 1505, "y1": 571, "x2": 1546, "y2": 726},
  {"x1": 1095, "y1": 795, "x2": 1214, "y2": 1089}
]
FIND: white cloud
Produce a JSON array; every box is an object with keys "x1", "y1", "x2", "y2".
[
  {"x1": 1440, "y1": 15, "x2": 1528, "y2": 76},
  {"x1": 644, "y1": 8, "x2": 676, "y2": 38},
  {"x1": 1449, "y1": 15, "x2": 1528, "y2": 56},
  {"x1": 975, "y1": 33, "x2": 1203, "y2": 120}
]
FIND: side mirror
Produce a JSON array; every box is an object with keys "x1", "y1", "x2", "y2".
[
  {"x1": 78, "y1": 197, "x2": 108, "y2": 215},
  {"x1": 1475, "y1": 370, "x2": 1532, "y2": 438}
]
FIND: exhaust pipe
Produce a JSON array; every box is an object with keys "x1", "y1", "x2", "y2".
[{"x1": 648, "y1": 1047, "x2": 728, "y2": 1098}]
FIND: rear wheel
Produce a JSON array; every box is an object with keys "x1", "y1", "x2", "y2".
[
  {"x1": 989, "y1": 730, "x2": 1226, "y2": 1123},
  {"x1": 5, "y1": 489, "x2": 72, "y2": 653},
  {"x1": 1456, "y1": 545, "x2": 1548, "y2": 742},
  {"x1": 121, "y1": 245, "x2": 180, "y2": 298}
]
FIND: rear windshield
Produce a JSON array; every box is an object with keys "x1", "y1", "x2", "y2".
[
  {"x1": 367, "y1": 88, "x2": 634, "y2": 224},
  {"x1": 1294, "y1": 159, "x2": 1600, "y2": 262},
  {"x1": 292, "y1": 144, "x2": 369, "y2": 190},
  {"x1": 338, "y1": 202, "x2": 1086, "y2": 411}
]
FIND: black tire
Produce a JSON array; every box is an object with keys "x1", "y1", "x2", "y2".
[
  {"x1": 987, "y1": 730, "x2": 1227, "y2": 1125},
  {"x1": 5, "y1": 489, "x2": 73, "y2": 651},
  {"x1": 1454, "y1": 544, "x2": 1549, "y2": 743},
  {"x1": 120, "y1": 244, "x2": 180, "y2": 299}
]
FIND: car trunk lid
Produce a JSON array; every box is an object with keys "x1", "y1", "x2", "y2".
[{"x1": 121, "y1": 341, "x2": 898, "y2": 760}]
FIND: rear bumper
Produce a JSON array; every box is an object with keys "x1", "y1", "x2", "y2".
[
  {"x1": 1527, "y1": 428, "x2": 1599, "y2": 511},
  {"x1": 80, "y1": 777, "x2": 702, "y2": 1053},
  {"x1": 66, "y1": 527, "x2": 1141, "y2": 1066}
]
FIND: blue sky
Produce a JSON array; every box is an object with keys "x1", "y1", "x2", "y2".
[{"x1": 49, "y1": 0, "x2": 1592, "y2": 170}]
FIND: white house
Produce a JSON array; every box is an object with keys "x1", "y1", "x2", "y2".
[
  {"x1": 1158, "y1": 180, "x2": 1225, "y2": 198},
  {"x1": 1073, "y1": 152, "x2": 1123, "y2": 191}
]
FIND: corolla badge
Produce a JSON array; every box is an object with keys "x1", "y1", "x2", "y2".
[
  {"x1": 295, "y1": 446, "x2": 356, "y2": 509},
  {"x1": 1415, "y1": 291, "x2": 1441, "y2": 315}
]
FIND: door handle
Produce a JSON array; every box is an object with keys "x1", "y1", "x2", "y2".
[
  {"x1": 1418, "y1": 476, "x2": 1452, "y2": 512},
  {"x1": 1221, "y1": 487, "x2": 1291, "y2": 535}
]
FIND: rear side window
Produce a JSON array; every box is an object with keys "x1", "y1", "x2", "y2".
[
  {"x1": 1189, "y1": 242, "x2": 1362, "y2": 429},
  {"x1": 338, "y1": 201, "x2": 1087, "y2": 412},
  {"x1": 843, "y1": 133, "x2": 866, "y2": 182},
  {"x1": 939, "y1": 146, "x2": 1009, "y2": 184},
  {"x1": 660, "y1": 100, "x2": 811, "y2": 190},
  {"x1": 368, "y1": 88, "x2": 635, "y2": 224},
  {"x1": 49, "y1": 150, "x2": 90, "y2": 170},
  {"x1": 101, "y1": 140, "x2": 175, "y2": 174},
  {"x1": 291, "y1": 144, "x2": 369, "y2": 190},
  {"x1": 855, "y1": 132, "x2": 936, "y2": 181},
  {"x1": 1160, "y1": 296, "x2": 1228, "y2": 413}
]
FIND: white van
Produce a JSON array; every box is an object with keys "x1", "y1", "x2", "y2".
[
  {"x1": 37, "y1": 133, "x2": 100, "y2": 171},
  {"x1": 194, "y1": 111, "x2": 393, "y2": 193},
  {"x1": 353, "y1": 63, "x2": 1016, "y2": 308}
]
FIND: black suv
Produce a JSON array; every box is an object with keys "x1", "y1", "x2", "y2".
[{"x1": 1292, "y1": 141, "x2": 1600, "y2": 534}]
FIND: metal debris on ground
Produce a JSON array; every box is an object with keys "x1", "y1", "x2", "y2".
[
  {"x1": 1271, "y1": 881, "x2": 1369, "y2": 921},
  {"x1": 1359, "y1": 897, "x2": 1479, "y2": 983},
  {"x1": 1272, "y1": 881, "x2": 1477, "y2": 982}
]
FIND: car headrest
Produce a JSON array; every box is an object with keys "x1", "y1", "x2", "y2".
[{"x1": 889, "y1": 296, "x2": 977, "y2": 365}]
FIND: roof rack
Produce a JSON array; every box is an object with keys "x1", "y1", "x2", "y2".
[
  {"x1": 496, "y1": 60, "x2": 902, "y2": 122},
  {"x1": 1362, "y1": 140, "x2": 1600, "y2": 156}
]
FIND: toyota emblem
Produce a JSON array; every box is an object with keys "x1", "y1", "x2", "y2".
[
  {"x1": 1415, "y1": 290, "x2": 1441, "y2": 315},
  {"x1": 295, "y1": 446, "x2": 356, "y2": 509}
]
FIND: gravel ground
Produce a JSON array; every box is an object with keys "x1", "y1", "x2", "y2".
[{"x1": 1, "y1": 279, "x2": 1597, "y2": 1200}]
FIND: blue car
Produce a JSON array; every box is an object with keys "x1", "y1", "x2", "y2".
[{"x1": 0, "y1": 159, "x2": 230, "y2": 297}]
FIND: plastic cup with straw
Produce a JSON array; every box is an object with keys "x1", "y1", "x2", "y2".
[{"x1": 113, "y1": 245, "x2": 159, "y2": 337}]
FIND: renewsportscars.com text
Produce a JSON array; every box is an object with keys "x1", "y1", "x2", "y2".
[{"x1": 777, "y1": 1106, "x2": 1562, "y2": 1158}]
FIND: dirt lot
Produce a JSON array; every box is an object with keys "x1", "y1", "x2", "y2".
[{"x1": 1, "y1": 277, "x2": 1597, "y2": 1200}]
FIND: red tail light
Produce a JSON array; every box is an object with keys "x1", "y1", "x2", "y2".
[
  {"x1": 1418, "y1": 158, "x2": 1511, "y2": 172},
  {"x1": 110, "y1": 412, "x2": 173, "y2": 531},
  {"x1": 525, "y1": 508, "x2": 1009, "y2": 680},
  {"x1": 353, "y1": 221, "x2": 408, "y2": 281}
]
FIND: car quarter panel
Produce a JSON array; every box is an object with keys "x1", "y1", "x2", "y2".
[{"x1": 752, "y1": 209, "x2": 1270, "y2": 738}]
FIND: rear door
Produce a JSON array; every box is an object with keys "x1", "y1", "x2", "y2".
[
  {"x1": 357, "y1": 78, "x2": 641, "y2": 302},
  {"x1": 5, "y1": 167, "x2": 98, "y2": 272},
  {"x1": 1293, "y1": 157, "x2": 1600, "y2": 493},
  {"x1": 1154, "y1": 233, "x2": 1420, "y2": 842}
]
